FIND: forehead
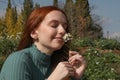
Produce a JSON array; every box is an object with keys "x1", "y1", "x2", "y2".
[{"x1": 43, "y1": 10, "x2": 67, "y2": 23}]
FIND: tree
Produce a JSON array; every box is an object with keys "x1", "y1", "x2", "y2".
[
  {"x1": 64, "y1": 0, "x2": 76, "y2": 37},
  {"x1": 0, "y1": 19, "x2": 7, "y2": 37},
  {"x1": 5, "y1": 0, "x2": 15, "y2": 37},
  {"x1": 35, "y1": 3, "x2": 40, "y2": 8},
  {"x1": 23, "y1": 0, "x2": 33, "y2": 23},
  {"x1": 13, "y1": 12, "x2": 24, "y2": 37},
  {"x1": 64, "y1": 0, "x2": 103, "y2": 38},
  {"x1": 53, "y1": 0, "x2": 58, "y2": 7},
  {"x1": 12, "y1": 6, "x2": 17, "y2": 24},
  {"x1": 75, "y1": 0, "x2": 103, "y2": 38},
  {"x1": 74, "y1": 0, "x2": 91, "y2": 37},
  {"x1": 90, "y1": 14, "x2": 103, "y2": 38}
]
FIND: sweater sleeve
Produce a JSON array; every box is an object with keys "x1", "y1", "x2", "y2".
[{"x1": 0, "y1": 52, "x2": 32, "y2": 80}]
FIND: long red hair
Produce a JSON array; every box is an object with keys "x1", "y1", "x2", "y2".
[
  {"x1": 17, "y1": 6, "x2": 70, "y2": 67},
  {"x1": 17, "y1": 6, "x2": 68, "y2": 50}
]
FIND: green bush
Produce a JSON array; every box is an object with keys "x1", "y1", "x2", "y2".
[
  {"x1": 81, "y1": 48, "x2": 120, "y2": 80},
  {"x1": 70, "y1": 38, "x2": 120, "y2": 79},
  {"x1": 0, "y1": 58, "x2": 4, "y2": 70},
  {"x1": 97, "y1": 39, "x2": 120, "y2": 50},
  {"x1": 0, "y1": 37, "x2": 18, "y2": 70},
  {"x1": 0, "y1": 38, "x2": 18, "y2": 56},
  {"x1": 71, "y1": 38, "x2": 95, "y2": 48},
  {"x1": 72, "y1": 38, "x2": 120, "y2": 50}
]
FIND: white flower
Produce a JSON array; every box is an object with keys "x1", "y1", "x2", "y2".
[
  {"x1": 96, "y1": 62, "x2": 99, "y2": 65},
  {"x1": 111, "y1": 68, "x2": 114, "y2": 71},
  {"x1": 63, "y1": 33, "x2": 73, "y2": 42}
]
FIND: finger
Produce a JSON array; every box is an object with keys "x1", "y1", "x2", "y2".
[
  {"x1": 69, "y1": 51, "x2": 79, "y2": 57},
  {"x1": 68, "y1": 55, "x2": 86, "y2": 67},
  {"x1": 69, "y1": 54, "x2": 83, "y2": 62},
  {"x1": 67, "y1": 66, "x2": 75, "y2": 76},
  {"x1": 61, "y1": 62, "x2": 75, "y2": 70},
  {"x1": 60, "y1": 61, "x2": 74, "y2": 68},
  {"x1": 69, "y1": 59, "x2": 81, "y2": 66},
  {"x1": 61, "y1": 62, "x2": 75, "y2": 76},
  {"x1": 68, "y1": 71, "x2": 75, "y2": 76}
]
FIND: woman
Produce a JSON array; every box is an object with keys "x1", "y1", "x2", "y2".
[{"x1": 0, "y1": 6, "x2": 86, "y2": 80}]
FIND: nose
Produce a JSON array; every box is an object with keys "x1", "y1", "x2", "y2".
[{"x1": 58, "y1": 25, "x2": 66, "y2": 36}]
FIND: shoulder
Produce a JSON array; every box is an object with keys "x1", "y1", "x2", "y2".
[
  {"x1": 0, "y1": 48, "x2": 33, "y2": 80},
  {"x1": 7, "y1": 48, "x2": 31, "y2": 62},
  {"x1": 2, "y1": 48, "x2": 32, "y2": 70}
]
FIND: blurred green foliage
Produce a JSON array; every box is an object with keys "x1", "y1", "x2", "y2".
[
  {"x1": 70, "y1": 38, "x2": 120, "y2": 80},
  {"x1": 82, "y1": 48, "x2": 120, "y2": 80},
  {"x1": 0, "y1": 37, "x2": 120, "y2": 80},
  {"x1": 0, "y1": 37, "x2": 18, "y2": 70}
]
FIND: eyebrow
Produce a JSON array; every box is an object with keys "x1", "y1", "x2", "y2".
[{"x1": 48, "y1": 20, "x2": 67, "y2": 25}]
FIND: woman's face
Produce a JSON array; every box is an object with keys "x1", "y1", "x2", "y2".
[{"x1": 33, "y1": 10, "x2": 67, "y2": 53}]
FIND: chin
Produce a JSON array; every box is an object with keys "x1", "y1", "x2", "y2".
[
  {"x1": 51, "y1": 42, "x2": 64, "y2": 50},
  {"x1": 52, "y1": 45, "x2": 63, "y2": 51}
]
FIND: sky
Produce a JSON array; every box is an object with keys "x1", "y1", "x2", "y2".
[
  {"x1": 88, "y1": 0, "x2": 120, "y2": 38},
  {"x1": 0, "y1": 0, "x2": 120, "y2": 38}
]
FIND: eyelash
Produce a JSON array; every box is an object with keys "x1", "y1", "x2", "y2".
[
  {"x1": 51, "y1": 25, "x2": 58, "y2": 28},
  {"x1": 51, "y1": 24, "x2": 67, "y2": 30}
]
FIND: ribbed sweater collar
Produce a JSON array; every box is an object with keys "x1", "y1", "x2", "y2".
[{"x1": 30, "y1": 44, "x2": 51, "y2": 65}]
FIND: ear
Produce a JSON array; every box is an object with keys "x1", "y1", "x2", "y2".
[{"x1": 30, "y1": 30, "x2": 38, "y2": 39}]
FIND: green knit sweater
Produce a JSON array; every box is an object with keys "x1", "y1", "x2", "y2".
[
  {"x1": 0, "y1": 44, "x2": 52, "y2": 80},
  {"x1": 0, "y1": 44, "x2": 77, "y2": 80}
]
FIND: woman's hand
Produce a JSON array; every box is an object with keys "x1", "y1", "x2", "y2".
[
  {"x1": 68, "y1": 51, "x2": 87, "y2": 79},
  {"x1": 48, "y1": 62, "x2": 75, "y2": 80}
]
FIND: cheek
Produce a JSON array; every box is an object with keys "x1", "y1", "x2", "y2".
[
  {"x1": 37, "y1": 28, "x2": 56, "y2": 40},
  {"x1": 36, "y1": 24, "x2": 57, "y2": 39},
  {"x1": 44, "y1": 28, "x2": 57, "y2": 36}
]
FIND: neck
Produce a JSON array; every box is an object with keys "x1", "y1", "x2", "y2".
[{"x1": 34, "y1": 43, "x2": 53, "y2": 55}]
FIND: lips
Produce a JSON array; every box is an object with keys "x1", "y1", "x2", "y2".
[{"x1": 55, "y1": 37, "x2": 64, "y2": 42}]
